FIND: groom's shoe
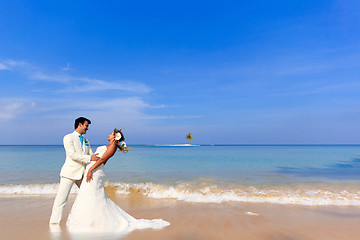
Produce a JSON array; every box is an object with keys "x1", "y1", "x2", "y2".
[{"x1": 49, "y1": 223, "x2": 62, "y2": 233}]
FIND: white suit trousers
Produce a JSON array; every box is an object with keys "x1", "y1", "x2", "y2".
[{"x1": 50, "y1": 177, "x2": 81, "y2": 224}]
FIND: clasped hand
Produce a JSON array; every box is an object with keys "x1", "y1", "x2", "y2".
[{"x1": 90, "y1": 153, "x2": 100, "y2": 161}]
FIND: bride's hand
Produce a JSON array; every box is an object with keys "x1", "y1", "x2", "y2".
[{"x1": 86, "y1": 169, "x2": 93, "y2": 182}]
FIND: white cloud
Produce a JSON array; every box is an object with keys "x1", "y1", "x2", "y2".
[
  {"x1": 0, "y1": 59, "x2": 164, "y2": 125},
  {"x1": 1, "y1": 59, "x2": 151, "y2": 93},
  {"x1": 0, "y1": 60, "x2": 196, "y2": 143},
  {"x1": 0, "y1": 60, "x2": 28, "y2": 71},
  {"x1": 0, "y1": 100, "x2": 36, "y2": 121},
  {"x1": 75, "y1": 97, "x2": 169, "y2": 123},
  {"x1": 17, "y1": 97, "x2": 169, "y2": 124},
  {"x1": 0, "y1": 63, "x2": 8, "y2": 70},
  {"x1": 30, "y1": 71, "x2": 70, "y2": 83},
  {"x1": 28, "y1": 73, "x2": 151, "y2": 93},
  {"x1": 3, "y1": 59, "x2": 28, "y2": 67},
  {"x1": 60, "y1": 77, "x2": 151, "y2": 93},
  {"x1": 8, "y1": 96, "x2": 194, "y2": 128}
]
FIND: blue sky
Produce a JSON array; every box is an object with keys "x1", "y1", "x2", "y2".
[{"x1": 0, "y1": 0, "x2": 359, "y2": 144}]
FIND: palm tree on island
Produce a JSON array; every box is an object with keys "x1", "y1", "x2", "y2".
[
  {"x1": 185, "y1": 132, "x2": 194, "y2": 144},
  {"x1": 149, "y1": 132, "x2": 197, "y2": 146}
]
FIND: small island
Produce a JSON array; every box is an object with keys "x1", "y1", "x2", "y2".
[{"x1": 149, "y1": 132, "x2": 199, "y2": 146}]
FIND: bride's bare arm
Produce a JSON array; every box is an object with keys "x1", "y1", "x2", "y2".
[{"x1": 86, "y1": 143, "x2": 117, "y2": 182}]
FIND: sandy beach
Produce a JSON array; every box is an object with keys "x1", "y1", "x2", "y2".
[{"x1": 1, "y1": 188, "x2": 360, "y2": 240}]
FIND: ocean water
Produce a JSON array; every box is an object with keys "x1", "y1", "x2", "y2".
[{"x1": 1, "y1": 145, "x2": 360, "y2": 205}]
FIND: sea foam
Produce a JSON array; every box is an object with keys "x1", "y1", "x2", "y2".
[
  {"x1": 1, "y1": 182, "x2": 360, "y2": 206},
  {"x1": 111, "y1": 182, "x2": 360, "y2": 206},
  {"x1": 0, "y1": 183, "x2": 77, "y2": 195}
]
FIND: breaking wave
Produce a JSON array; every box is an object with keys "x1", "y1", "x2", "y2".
[{"x1": 1, "y1": 182, "x2": 360, "y2": 206}]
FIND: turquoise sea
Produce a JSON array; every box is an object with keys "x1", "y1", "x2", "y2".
[{"x1": 1, "y1": 145, "x2": 360, "y2": 205}]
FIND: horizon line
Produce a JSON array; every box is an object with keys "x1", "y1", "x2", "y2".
[{"x1": 1, "y1": 144, "x2": 360, "y2": 146}]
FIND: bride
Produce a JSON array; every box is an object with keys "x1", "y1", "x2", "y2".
[{"x1": 66, "y1": 129, "x2": 170, "y2": 232}]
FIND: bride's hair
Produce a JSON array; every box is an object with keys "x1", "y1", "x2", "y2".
[{"x1": 113, "y1": 128, "x2": 129, "y2": 152}]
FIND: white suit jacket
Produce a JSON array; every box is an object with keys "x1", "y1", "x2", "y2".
[{"x1": 60, "y1": 131, "x2": 93, "y2": 180}]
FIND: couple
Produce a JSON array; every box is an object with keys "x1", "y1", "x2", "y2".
[{"x1": 50, "y1": 117, "x2": 169, "y2": 232}]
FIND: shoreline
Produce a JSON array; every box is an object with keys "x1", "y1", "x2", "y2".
[
  {"x1": 2, "y1": 181, "x2": 360, "y2": 206},
  {"x1": 1, "y1": 193, "x2": 360, "y2": 240}
]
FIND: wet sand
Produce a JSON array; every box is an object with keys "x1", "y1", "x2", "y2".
[{"x1": 1, "y1": 192, "x2": 360, "y2": 240}]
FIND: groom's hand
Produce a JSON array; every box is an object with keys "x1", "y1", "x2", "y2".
[{"x1": 90, "y1": 153, "x2": 100, "y2": 161}]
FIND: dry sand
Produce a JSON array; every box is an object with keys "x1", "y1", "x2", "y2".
[{"x1": 1, "y1": 191, "x2": 360, "y2": 240}]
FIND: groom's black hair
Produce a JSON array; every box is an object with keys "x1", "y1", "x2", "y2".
[{"x1": 74, "y1": 117, "x2": 91, "y2": 129}]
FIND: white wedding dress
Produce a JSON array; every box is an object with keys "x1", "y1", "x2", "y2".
[{"x1": 66, "y1": 146, "x2": 169, "y2": 232}]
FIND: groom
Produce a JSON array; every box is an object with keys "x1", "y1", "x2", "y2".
[{"x1": 50, "y1": 117, "x2": 100, "y2": 224}]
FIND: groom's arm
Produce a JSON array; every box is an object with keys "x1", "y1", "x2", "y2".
[{"x1": 63, "y1": 135, "x2": 92, "y2": 164}]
